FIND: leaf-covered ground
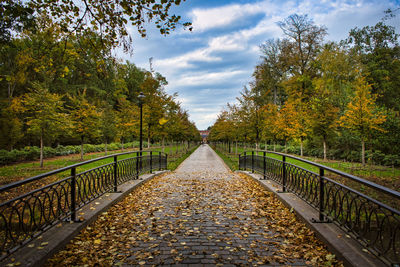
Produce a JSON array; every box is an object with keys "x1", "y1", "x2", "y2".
[{"x1": 46, "y1": 146, "x2": 342, "y2": 266}]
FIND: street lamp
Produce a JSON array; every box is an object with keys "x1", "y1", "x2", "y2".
[{"x1": 138, "y1": 92, "x2": 145, "y2": 156}]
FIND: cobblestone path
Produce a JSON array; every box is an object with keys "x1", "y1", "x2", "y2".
[{"x1": 47, "y1": 145, "x2": 340, "y2": 266}]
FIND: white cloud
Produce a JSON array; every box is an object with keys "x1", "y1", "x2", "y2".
[
  {"x1": 154, "y1": 48, "x2": 222, "y2": 72},
  {"x1": 172, "y1": 70, "x2": 247, "y2": 87},
  {"x1": 190, "y1": 2, "x2": 266, "y2": 32}
]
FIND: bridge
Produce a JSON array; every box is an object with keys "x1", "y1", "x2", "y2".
[{"x1": 0, "y1": 145, "x2": 399, "y2": 266}]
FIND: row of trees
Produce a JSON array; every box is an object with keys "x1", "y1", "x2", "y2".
[
  {"x1": 210, "y1": 13, "x2": 400, "y2": 166},
  {"x1": 0, "y1": 12, "x2": 199, "y2": 167}
]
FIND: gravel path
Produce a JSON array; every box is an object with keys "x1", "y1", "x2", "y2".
[{"x1": 47, "y1": 145, "x2": 340, "y2": 266}]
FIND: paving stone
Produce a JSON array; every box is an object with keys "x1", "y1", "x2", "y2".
[{"x1": 43, "y1": 145, "x2": 342, "y2": 266}]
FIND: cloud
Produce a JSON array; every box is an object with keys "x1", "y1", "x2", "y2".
[
  {"x1": 155, "y1": 48, "x2": 222, "y2": 70},
  {"x1": 190, "y1": 2, "x2": 267, "y2": 32},
  {"x1": 172, "y1": 69, "x2": 247, "y2": 87}
]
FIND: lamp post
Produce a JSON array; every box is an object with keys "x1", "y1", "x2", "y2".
[{"x1": 138, "y1": 92, "x2": 145, "y2": 156}]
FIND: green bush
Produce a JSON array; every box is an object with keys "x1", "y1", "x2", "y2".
[{"x1": 0, "y1": 141, "x2": 143, "y2": 166}]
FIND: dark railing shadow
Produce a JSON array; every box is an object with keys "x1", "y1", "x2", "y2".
[
  {"x1": 0, "y1": 151, "x2": 167, "y2": 259},
  {"x1": 239, "y1": 150, "x2": 400, "y2": 266}
]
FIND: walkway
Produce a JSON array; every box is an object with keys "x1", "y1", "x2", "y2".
[{"x1": 46, "y1": 145, "x2": 340, "y2": 266}]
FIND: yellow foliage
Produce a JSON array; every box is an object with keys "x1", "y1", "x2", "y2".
[{"x1": 339, "y1": 76, "x2": 386, "y2": 140}]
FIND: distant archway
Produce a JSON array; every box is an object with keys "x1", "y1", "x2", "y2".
[{"x1": 199, "y1": 130, "x2": 209, "y2": 143}]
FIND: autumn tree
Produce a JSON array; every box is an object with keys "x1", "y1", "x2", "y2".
[
  {"x1": 261, "y1": 103, "x2": 280, "y2": 151},
  {"x1": 99, "y1": 105, "x2": 117, "y2": 155},
  {"x1": 22, "y1": 83, "x2": 67, "y2": 167},
  {"x1": 21, "y1": 0, "x2": 191, "y2": 53},
  {"x1": 340, "y1": 76, "x2": 386, "y2": 165},
  {"x1": 347, "y1": 21, "x2": 400, "y2": 112},
  {"x1": 278, "y1": 14, "x2": 327, "y2": 98},
  {"x1": 236, "y1": 86, "x2": 264, "y2": 149},
  {"x1": 69, "y1": 90, "x2": 101, "y2": 160},
  {"x1": 0, "y1": 98, "x2": 24, "y2": 150},
  {"x1": 309, "y1": 43, "x2": 357, "y2": 159},
  {"x1": 255, "y1": 39, "x2": 287, "y2": 106},
  {"x1": 115, "y1": 97, "x2": 137, "y2": 151}
]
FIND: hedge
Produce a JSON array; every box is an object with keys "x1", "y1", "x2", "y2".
[{"x1": 0, "y1": 141, "x2": 150, "y2": 166}]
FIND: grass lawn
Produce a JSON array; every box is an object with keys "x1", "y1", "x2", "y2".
[{"x1": 214, "y1": 144, "x2": 400, "y2": 192}]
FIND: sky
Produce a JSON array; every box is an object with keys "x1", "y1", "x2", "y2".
[{"x1": 121, "y1": 0, "x2": 400, "y2": 130}]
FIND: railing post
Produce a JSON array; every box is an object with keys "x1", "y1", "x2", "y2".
[
  {"x1": 150, "y1": 151, "x2": 153, "y2": 173},
  {"x1": 165, "y1": 154, "x2": 168, "y2": 169},
  {"x1": 282, "y1": 155, "x2": 286, "y2": 192},
  {"x1": 319, "y1": 168, "x2": 325, "y2": 221},
  {"x1": 159, "y1": 152, "x2": 162, "y2": 171},
  {"x1": 136, "y1": 151, "x2": 139, "y2": 179},
  {"x1": 244, "y1": 152, "x2": 247, "y2": 170},
  {"x1": 70, "y1": 167, "x2": 77, "y2": 222},
  {"x1": 113, "y1": 155, "x2": 118, "y2": 192},
  {"x1": 263, "y1": 151, "x2": 266, "y2": 180},
  {"x1": 251, "y1": 151, "x2": 254, "y2": 173}
]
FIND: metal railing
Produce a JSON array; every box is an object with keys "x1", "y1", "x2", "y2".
[
  {"x1": 239, "y1": 150, "x2": 400, "y2": 266},
  {"x1": 0, "y1": 151, "x2": 167, "y2": 259}
]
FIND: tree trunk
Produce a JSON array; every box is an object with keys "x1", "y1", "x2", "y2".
[
  {"x1": 162, "y1": 136, "x2": 165, "y2": 153},
  {"x1": 235, "y1": 141, "x2": 238, "y2": 155},
  {"x1": 40, "y1": 129, "x2": 44, "y2": 168},
  {"x1": 323, "y1": 138, "x2": 327, "y2": 161},
  {"x1": 105, "y1": 141, "x2": 108, "y2": 156},
  {"x1": 80, "y1": 136, "x2": 84, "y2": 161},
  {"x1": 361, "y1": 139, "x2": 365, "y2": 166},
  {"x1": 300, "y1": 137, "x2": 303, "y2": 157},
  {"x1": 121, "y1": 138, "x2": 124, "y2": 152},
  {"x1": 147, "y1": 136, "x2": 150, "y2": 149},
  {"x1": 273, "y1": 142, "x2": 276, "y2": 152}
]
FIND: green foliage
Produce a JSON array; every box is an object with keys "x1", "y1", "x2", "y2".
[{"x1": 0, "y1": 142, "x2": 145, "y2": 166}]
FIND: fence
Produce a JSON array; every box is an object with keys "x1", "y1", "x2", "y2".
[
  {"x1": 239, "y1": 150, "x2": 400, "y2": 266},
  {"x1": 0, "y1": 150, "x2": 167, "y2": 259}
]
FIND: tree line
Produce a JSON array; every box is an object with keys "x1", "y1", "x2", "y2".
[
  {"x1": 209, "y1": 13, "x2": 400, "y2": 166},
  {"x1": 0, "y1": 2, "x2": 199, "y2": 167}
]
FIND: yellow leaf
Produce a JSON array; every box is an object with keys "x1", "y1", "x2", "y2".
[
  {"x1": 159, "y1": 118, "x2": 168, "y2": 125},
  {"x1": 94, "y1": 239, "x2": 101, "y2": 245}
]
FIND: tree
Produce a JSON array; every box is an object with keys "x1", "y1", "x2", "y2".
[
  {"x1": 278, "y1": 14, "x2": 327, "y2": 98},
  {"x1": 0, "y1": 0, "x2": 34, "y2": 44},
  {"x1": 255, "y1": 39, "x2": 287, "y2": 106},
  {"x1": 0, "y1": 98, "x2": 24, "y2": 150},
  {"x1": 347, "y1": 21, "x2": 400, "y2": 112},
  {"x1": 99, "y1": 105, "x2": 117, "y2": 155},
  {"x1": 261, "y1": 103, "x2": 280, "y2": 151},
  {"x1": 340, "y1": 76, "x2": 386, "y2": 165},
  {"x1": 24, "y1": 0, "x2": 192, "y2": 52},
  {"x1": 236, "y1": 86, "x2": 264, "y2": 149},
  {"x1": 309, "y1": 96, "x2": 339, "y2": 160},
  {"x1": 69, "y1": 90, "x2": 101, "y2": 160},
  {"x1": 115, "y1": 97, "x2": 137, "y2": 151},
  {"x1": 309, "y1": 43, "x2": 356, "y2": 159},
  {"x1": 21, "y1": 83, "x2": 67, "y2": 167}
]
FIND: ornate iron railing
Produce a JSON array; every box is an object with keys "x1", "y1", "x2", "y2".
[
  {"x1": 239, "y1": 150, "x2": 400, "y2": 266},
  {"x1": 0, "y1": 151, "x2": 167, "y2": 259}
]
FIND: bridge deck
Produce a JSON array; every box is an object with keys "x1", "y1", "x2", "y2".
[{"x1": 47, "y1": 145, "x2": 340, "y2": 266}]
